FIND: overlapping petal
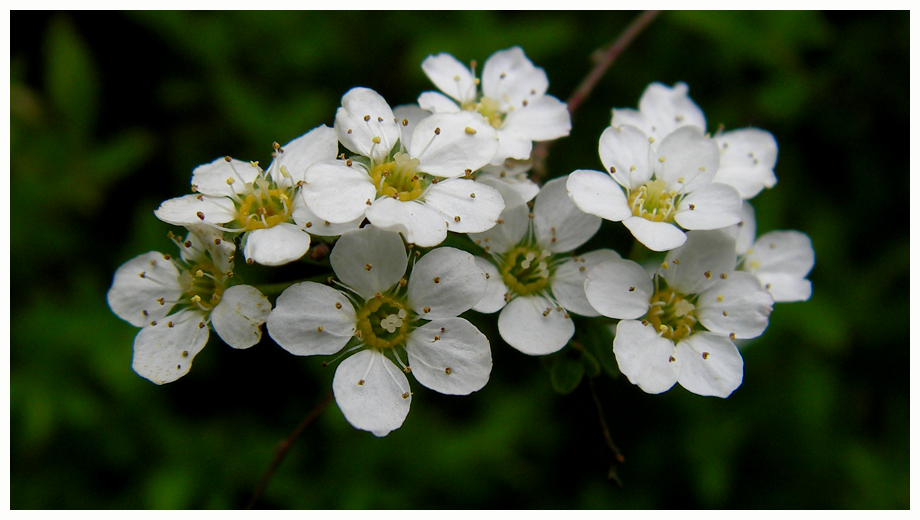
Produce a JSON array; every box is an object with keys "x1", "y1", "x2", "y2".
[
  {"x1": 406, "y1": 318, "x2": 491, "y2": 395},
  {"x1": 332, "y1": 350, "x2": 411, "y2": 437}
]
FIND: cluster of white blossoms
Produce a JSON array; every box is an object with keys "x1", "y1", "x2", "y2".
[{"x1": 109, "y1": 48, "x2": 814, "y2": 436}]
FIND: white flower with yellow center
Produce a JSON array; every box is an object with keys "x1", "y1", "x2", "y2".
[
  {"x1": 566, "y1": 124, "x2": 742, "y2": 252},
  {"x1": 728, "y1": 202, "x2": 815, "y2": 302},
  {"x1": 584, "y1": 230, "x2": 774, "y2": 397},
  {"x1": 470, "y1": 175, "x2": 617, "y2": 356},
  {"x1": 302, "y1": 87, "x2": 505, "y2": 248},
  {"x1": 267, "y1": 226, "x2": 492, "y2": 437},
  {"x1": 107, "y1": 227, "x2": 271, "y2": 384},
  {"x1": 154, "y1": 125, "x2": 356, "y2": 266},
  {"x1": 419, "y1": 46, "x2": 571, "y2": 165},
  {"x1": 612, "y1": 82, "x2": 778, "y2": 199}
]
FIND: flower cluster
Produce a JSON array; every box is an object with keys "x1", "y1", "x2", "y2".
[{"x1": 109, "y1": 48, "x2": 814, "y2": 436}]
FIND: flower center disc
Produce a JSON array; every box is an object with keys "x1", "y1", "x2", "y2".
[
  {"x1": 627, "y1": 180, "x2": 677, "y2": 223},
  {"x1": 645, "y1": 289, "x2": 697, "y2": 341},
  {"x1": 370, "y1": 153, "x2": 426, "y2": 202},
  {"x1": 501, "y1": 246, "x2": 552, "y2": 296},
  {"x1": 237, "y1": 186, "x2": 292, "y2": 231},
  {"x1": 180, "y1": 261, "x2": 225, "y2": 310},
  {"x1": 462, "y1": 96, "x2": 504, "y2": 129},
  {"x1": 356, "y1": 294, "x2": 410, "y2": 350}
]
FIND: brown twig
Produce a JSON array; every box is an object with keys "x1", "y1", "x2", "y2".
[
  {"x1": 532, "y1": 10, "x2": 661, "y2": 179},
  {"x1": 587, "y1": 376, "x2": 625, "y2": 486},
  {"x1": 246, "y1": 391, "x2": 335, "y2": 509}
]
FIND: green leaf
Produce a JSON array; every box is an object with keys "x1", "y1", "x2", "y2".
[
  {"x1": 550, "y1": 356, "x2": 584, "y2": 394},
  {"x1": 575, "y1": 319, "x2": 620, "y2": 379},
  {"x1": 44, "y1": 15, "x2": 99, "y2": 135}
]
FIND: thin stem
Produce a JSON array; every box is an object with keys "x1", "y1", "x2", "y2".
[
  {"x1": 532, "y1": 10, "x2": 661, "y2": 179},
  {"x1": 246, "y1": 391, "x2": 335, "y2": 509},
  {"x1": 587, "y1": 376, "x2": 624, "y2": 486}
]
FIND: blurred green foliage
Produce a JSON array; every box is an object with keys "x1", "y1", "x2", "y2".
[{"x1": 11, "y1": 11, "x2": 908, "y2": 509}]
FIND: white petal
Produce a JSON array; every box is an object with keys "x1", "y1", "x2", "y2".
[
  {"x1": 421, "y1": 53, "x2": 477, "y2": 104},
  {"x1": 468, "y1": 178, "x2": 528, "y2": 254},
  {"x1": 210, "y1": 285, "x2": 272, "y2": 349},
  {"x1": 610, "y1": 107, "x2": 655, "y2": 137},
  {"x1": 565, "y1": 169, "x2": 632, "y2": 222},
  {"x1": 408, "y1": 247, "x2": 487, "y2": 319},
  {"x1": 613, "y1": 320, "x2": 679, "y2": 394},
  {"x1": 637, "y1": 82, "x2": 706, "y2": 137},
  {"x1": 599, "y1": 124, "x2": 653, "y2": 190},
  {"x1": 497, "y1": 295, "x2": 573, "y2": 355},
  {"x1": 654, "y1": 126, "x2": 720, "y2": 193},
  {"x1": 422, "y1": 178, "x2": 505, "y2": 234},
  {"x1": 490, "y1": 130, "x2": 534, "y2": 164},
  {"x1": 481, "y1": 46, "x2": 548, "y2": 111},
  {"x1": 534, "y1": 175, "x2": 601, "y2": 253},
  {"x1": 291, "y1": 193, "x2": 364, "y2": 237},
  {"x1": 584, "y1": 258, "x2": 653, "y2": 319},
  {"x1": 471, "y1": 257, "x2": 508, "y2": 314},
  {"x1": 501, "y1": 95, "x2": 571, "y2": 142},
  {"x1": 697, "y1": 272, "x2": 774, "y2": 339},
  {"x1": 132, "y1": 310, "x2": 210, "y2": 385},
  {"x1": 191, "y1": 157, "x2": 260, "y2": 198},
  {"x1": 302, "y1": 160, "x2": 376, "y2": 223},
  {"x1": 154, "y1": 194, "x2": 237, "y2": 227},
  {"x1": 477, "y1": 159, "x2": 540, "y2": 202},
  {"x1": 755, "y1": 273, "x2": 812, "y2": 303},
  {"x1": 675, "y1": 332, "x2": 743, "y2": 398},
  {"x1": 365, "y1": 197, "x2": 447, "y2": 247},
  {"x1": 272, "y1": 124, "x2": 338, "y2": 184},
  {"x1": 417, "y1": 91, "x2": 463, "y2": 114},
  {"x1": 242, "y1": 223, "x2": 311, "y2": 266},
  {"x1": 392, "y1": 104, "x2": 433, "y2": 143},
  {"x1": 267, "y1": 282, "x2": 356, "y2": 356},
  {"x1": 335, "y1": 87, "x2": 399, "y2": 162},
  {"x1": 332, "y1": 350, "x2": 411, "y2": 437},
  {"x1": 330, "y1": 226, "x2": 407, "y2": 299},
  {"x1": 723, "y1": 200, "x2": 757, "y2": 255},
  {"x1": 107, "y1": 251, "x2": 182, "y2": 327},
  {"x1": 712, "y1": 128, "x2": 778, "y2": 199},
  {"x1": 406, "y1": 318, "x2": 492, "y2": 395},
  {"x1": 662, "y1": 229, "x2": 737, "y2": 295},
  {"x1": 746, "y1": 230, "x2": 815, "y2": 278},
  {"x1": 410, "y1": 112, "x2": 499, "y2": 178},
  {"x1": 184, "y1": 225, "x2": 235, "y2": 274},
  {"x1": 550, "y1": 249, "x2": 622, "y2": 317},
  {"x1": 622, "y1": 217, "x2": 687, "y2": 252},
  {"x1": 674, "y1": 183, "x2": 742, "y2": 230}
]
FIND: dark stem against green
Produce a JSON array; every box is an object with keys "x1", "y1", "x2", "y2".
[
  {"x1": 531, "y1": 10, "x2": 661, "y2": 179},
  {"x1": 587, "y1": 376, "x2": 625, "y2": 486}
]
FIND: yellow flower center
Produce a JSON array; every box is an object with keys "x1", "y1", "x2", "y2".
[
  {"x1": 627, "y1": 180, "x2": 677, "y2": 223},
  {"x1": 178, "y1": 261, "x2": 225, "y2": 310},
  {"x1": 370, "y1": 152, "x2": 427, "y2": 202},
  {"x1": 644, "y1": 289, "x2": 697, "y2": 341},
  {"x1": 462, "y1": 96, "x2": 504, "y2": 129},
  {"x1": 235, "y1": 177, "x2": 294, "y2": 231},
  {"x1": 501, "y1": 245, "x2": 553, "y2": 296},
  {"x1": 356, "y1": 294, "x2": 411, "y2": 350}
]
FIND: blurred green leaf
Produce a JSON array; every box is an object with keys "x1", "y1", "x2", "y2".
[
  {"x1": 44, "y1": 15, "x2": 99, "y2": 135},
  {"x1": 550, "y1": 355, "x2": 584, "y2": 394}
]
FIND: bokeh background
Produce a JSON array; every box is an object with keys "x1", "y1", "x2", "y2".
[{"x1": 10, "y1": 11, "x2": 909, "y2": 509}]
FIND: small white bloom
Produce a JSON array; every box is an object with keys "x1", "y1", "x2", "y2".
[
  {"x1": 612, "y1": 82, "x2": 778, "y2": 199},
  {"x1": 302, "y1": 87, "x2": 504, "y2": 247},
  {"x1": 155, "y1": 125, "x2": 351, "y2": 266},
  {"x1": 267, "y1": 226, "x2": 492, "y2": 437},
  {"x1": 729, "y1": 202, "x2": 815, "y2": 302},
  {"x1": 419, "y1": 46, "x2": 571, "y2": 165},
  {"x1": 567, "y1": 124, "x2": 742, "y2": 252},
  {"x1": 107, "y1": 227, "x2": 271, "y2": 384},
  {"x1": 584, "y1": 230, "x2": 774, "y2": 397},
  {"x1": 471, "y1": 175, "x2": 615, "y2": 356},
  {"x1": 475, "y1": 158, "x2": 540, "y2": 203}
]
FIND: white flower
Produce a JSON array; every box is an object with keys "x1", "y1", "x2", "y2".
[
  {"x1": 267, "y1": 226, "x2": 492, "y2": 437},
  {"x1": 612, "y1": 81, "x2": 778, "y2": 199},
  {"x1": 470, "y1": 175, "x2": 615, "y2": 356},
  {"x1": 302, "y1": 87, "x2": 505, "y2": 248},
  {"x1": 584, "y1": 230, "x2": 774, "y2": 397},
  {"x1": 729, "y1": 202, "x2": 815, "y2": 302},
  {"x1": 106, "y1": 227, "x2": 271, "y2": 384},
  {"x1": 475, "y1": 158, "x2": 540, "y2": 203},
  {"x1": 567, "y1": 124, "x2": 742, "y2": 252},
  {"x1": 154, "y1": 125, "x2": 353, "y2": 266},
  {"x1": 419, "y1": 46, "x2": 571, "y2": 165}
]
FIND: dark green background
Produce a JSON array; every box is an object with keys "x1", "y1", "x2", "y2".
[{"x1": 11, "y1": 11, "x2": 908, "y2": 509}]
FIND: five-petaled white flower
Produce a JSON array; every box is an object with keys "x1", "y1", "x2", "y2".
[
  {"x1": 470, "y1": 175, "x2": 617, "y2": 356},
  {"x1": 612, "y1": 81, "x2": 778, "y2": 199},
  {"x1": 567, "y1": 124, "x2": 743, "y2": 252},
  {"x1": 302, "y1": 87, "x2": 505, "y2": 248},
  {"x1": 107, "y1": 226, "x2": 271, "y2": 384},
  {"x1": 584, "y1": 230, "x2": 773, "y2": 397},
  {"x1": 154, "y1": 125, "x2": 357, "y2": 266},
  {"x1": 419, "y1": 46, "x2": 572, "y2": 165},
  {"x1": 267, "y1": 225, "x2": 492, "y2": 437}
]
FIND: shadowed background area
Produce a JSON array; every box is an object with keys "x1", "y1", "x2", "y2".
[{"x1": 11, "y1": 11, "x2": 908, "y2": 509}]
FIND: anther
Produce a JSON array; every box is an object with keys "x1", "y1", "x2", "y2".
[
  {"x1": 629, "y1": 287, "x2": 635, "y2": 291},
  {"x1": 522, "y1": 99, "x2": 528, "y2": 107},
  {"x1": 402, "y1": 119, "x2": 408, "y2": 126},
  {"x1": 317, "y1": 326, "x2": 324, "y2": 332},
  {"x1": 678, "y1": 177, "x2": 685, "y2": 183},
  {"x1": 470, "y1": 193, "x2": 476, "y2": 198},
  {"x1": 347, "y1": 129, "x2": 352, "y2": 134},
  {"x1": 335, "y1": 302, "x2": 342, "y2": 309},
  {"x1": 377, "y1": 116, "x2": 383, "y2": 122},
  {"x1": 357, "y1": 380, "x2": 365, "y2": 386},
  {"x1": 305, "y1": 222, "x2": 312, "y2": 228},
  {"x1": 224, "y1": 156, "x2": 232, "y2": 162},
  {"x1": 197, "y1": 211, "x2": 205, "y2": 220},
  {"x1": 423, "y1": 307, "x2": 431, "y2": 313},
  {"x1": 433, "y1": 335, "x2": 440, "y2": 341},
  {"x1": 181, "y1": 351, "x2": 188, "y2": 358},
  {"x1": 672, "y1": 260, "x2": 679, "y2": 265},
  {"x1": 365, "y1": 264, "x2": 372, "y2": 271},
  {"x1": 363, "y1": 115, "x2": 370, "y2": 122},
  {"x1": 689, "y1": 204, "x2": 696, "y2": 210},
  {"x1": 716, "y1": 295, "x2": 724, "y2": 302},
  {"x1": 723, "y1": 311, "x2": 728, "y2": 316},
  {"x1": 659, "y1": 157, "x2": 666, "y2": 163},
  {"x1": 445, "y1": 367, "x2": 452, "y2": 375},
  {"x1": 150, "y1": 321, "x2": 157, "y2": 326},
  {"x1": 729, "y1": 332, "x2": 736, "y2": 340},
  {"x1": 669, "y1": 356, "x2": 676, "y2": 362},
  {"x1": 465, "y1": 127, "x2": 477, "y2": 134},
  {"x1": 660, "y1": 262, "x2": 669, "y2": 270},
  {"x1": 702, "y1": 352, "x2": 710, "y2": 359},
  {"x1": 371, "y1": 136, "x2": 381, "y2": 144},
  {"x1": 434, "y1": 127, "x2": 441, "y2": 135},
  {"x1": 167, "y1": 321, "x2": 174, "y2": 328},
  {"x1": 433, "y1": 277, "x2": 440, "y2": 283},
  {"x1": 198, "y1": 322, "x2": 205, "y2": 329},
  {"x1": 401, "y1": 392, "x2": 409, "y2": 399},
  {"x1": 720, "y1": 273, "x2": 727, "y2": 279},
  {"x1": 704, "y1": 271, "x2": 711, "y2": 279}
]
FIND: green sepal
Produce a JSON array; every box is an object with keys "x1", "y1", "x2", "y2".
[{"x1": 550, "y1": 355, "x2": 584, "y2": 395}]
